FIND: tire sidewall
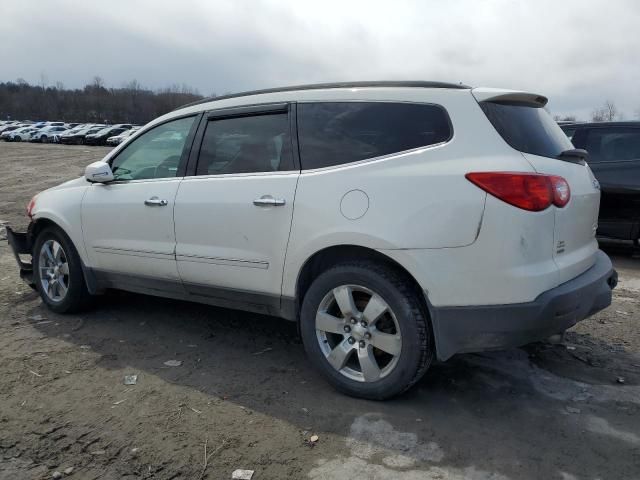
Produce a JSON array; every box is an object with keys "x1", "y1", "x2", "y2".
[
  {"x1": 300, "y1": 264, "x2": 430, "y2": 399},
  {"x1": 33, "y1": 227, "x2": 86, "y2": 313}
]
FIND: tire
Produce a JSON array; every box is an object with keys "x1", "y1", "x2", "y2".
[
  {"x1": 300, "y1": 261, "x2": 434, "y2": 400},
  {"x1": 32, "y1": 227, "x2": 92, "y2": 313},
  {"x1": 40, "y1": 135, "x2": 47, "y2": 143}
]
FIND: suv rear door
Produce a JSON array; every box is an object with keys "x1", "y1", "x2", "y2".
[
  {"x1": 475, "y1": 90, "x2": 601, "y2": 283},
  {"x1": 173, "y1": 103, "x2": 299, "y2": 314}
]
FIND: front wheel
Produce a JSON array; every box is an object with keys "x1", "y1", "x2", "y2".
[
  {"x1": 300, "y1": 262, "x2": 433, "y2": 400},
  {"x1": 33, "y1": 227, "x2": 92, "y2": 313}
]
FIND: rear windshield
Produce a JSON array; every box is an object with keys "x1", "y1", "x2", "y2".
[{"x1": 480, "y1": 102, "x2": 573, "y2": 158}]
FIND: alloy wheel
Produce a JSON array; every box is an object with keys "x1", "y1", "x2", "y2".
[
  {"x1": 38, "y1": 239, "x2": 70, "y2": 302},
  {"x1": 315, "y1": 285, "x2": 402, "y2": 382}
]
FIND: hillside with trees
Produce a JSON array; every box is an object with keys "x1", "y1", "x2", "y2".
[{"x1": 0, "y1": 77, "x2": 204, "y2": 124}]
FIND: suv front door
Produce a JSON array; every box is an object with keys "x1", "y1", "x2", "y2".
[
  {"x1": 82, "y1": 115, "x2": 199, "y2": 288},
  {"x1": 173, "y1": 104, "x2": 299, "y2": 314}
]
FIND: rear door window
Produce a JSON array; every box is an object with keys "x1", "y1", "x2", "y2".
[
  {"x1": 196, "y1": 113, "x2": 294, "y2": 175},
  {"x1": 583, "y1": 128, "x2": 640, "y2": 163},
  {"x1": 297, "y1": 102, "x2": 451, "y2": 169},
  {"x1": 480, "y1": 102, "x2": 573, "y2": 159}
]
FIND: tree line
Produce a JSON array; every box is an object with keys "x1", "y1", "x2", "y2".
[
  {"x1": 0, "y1": 77, "x2": 205, "y2": 125},
  {"x1": 555, "y1": 100, "x2": 640, "y2": 123}
]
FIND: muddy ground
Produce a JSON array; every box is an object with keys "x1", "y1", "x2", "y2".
[{"x1": 0, "y1": 142, "x2": 639, "y2": 480}]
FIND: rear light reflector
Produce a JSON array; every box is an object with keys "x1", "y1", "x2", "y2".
[
  {"x1": 465, "y1": 172, "x2": 570, "y2": 211},
  {"x1": 26, "y1": 195, "x2": 37, "y2": 218},
  {"x1": 550, "y1": 175, "x2": 570, "y2": 207}
]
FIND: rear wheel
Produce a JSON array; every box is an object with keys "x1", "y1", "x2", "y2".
[
  {"x1": 300, "y1": 261, "x2": 433, "y2": 400},
  {"x1": 40, "y1": 135, "x2": 47, "y2": 143},
  {"x1": 33, "y1": 227, "x2": 92, "y2": 313}
]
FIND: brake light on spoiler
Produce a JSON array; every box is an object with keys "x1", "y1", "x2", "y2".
[{"x1": 466, "y1": 172, "x2": 570, "y2": 211}]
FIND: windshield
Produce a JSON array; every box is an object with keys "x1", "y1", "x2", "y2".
[{"x1": 480, "y1": 102, "x2": 573, "y2": 159}]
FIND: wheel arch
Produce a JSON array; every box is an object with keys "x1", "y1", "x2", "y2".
[
  {"x1": 293, "y1": 244, "x2": 432, "y2": 329},
  {"x1": 29, "y1": 217, "x2": 99, "y2": 294}
]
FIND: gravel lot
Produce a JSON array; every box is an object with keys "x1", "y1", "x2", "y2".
[{"x1": 1, "y1": 142, "x2": 639, "y2": 480}]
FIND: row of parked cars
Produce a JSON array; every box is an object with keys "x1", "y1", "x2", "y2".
[{"x1": 0, "y1": 120, "x2": 140, "y2": 146}]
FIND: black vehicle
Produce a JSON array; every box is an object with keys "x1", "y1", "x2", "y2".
[
  {"x1": 562, "y1": 122, "x2": 640, "y2": 244},
  {"x1": 84, "y1": 125, "x2": 130, "y2": 146},
  {"x1": 59, "y1": 126, "x2": 105, "y2": 145}
]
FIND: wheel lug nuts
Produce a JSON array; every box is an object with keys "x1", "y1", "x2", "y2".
[
  {"x1": 347, "y1": 337, "x2": 355, "y2": 345},
  {"x1": 364, "y1": 332, "x2": 371, "y2": 340},
  {"x1": 343, "y1": 325, "x2": 351, "y2": 333},
  {"x1": 350, "y1": 318, "x2": 357, "y2": 324},
  {"x1": 359, "y1": 340, "x2": 366, "y2": 348},
  {"x1": 360, "y1": 321, "x2": 367, "y2": 327}
]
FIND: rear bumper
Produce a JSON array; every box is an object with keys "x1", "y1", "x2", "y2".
[
  {"x1": 430, "y1": 250, "x2": 617, "y2": 361},
  {"x1": 5, "y1": 226, "x2": 35, "y2": 286}
]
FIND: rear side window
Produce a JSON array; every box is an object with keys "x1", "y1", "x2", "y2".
[
  {"x1": 583, "y1": 128, "x2": 640, "y2": 163},
  {"x1": 196, "y1": 113, "x2": 294, "y2": 175},
  {"x1": 480, "y1": 102, "x2": 573, "y2": 158},
  {"x1": 297, "y1": 102, "x2": 451, "y2": 169}
]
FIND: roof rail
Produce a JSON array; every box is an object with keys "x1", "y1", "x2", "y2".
[{"x1": 175, "y1": 80, "x2": 471, "y2": 111}]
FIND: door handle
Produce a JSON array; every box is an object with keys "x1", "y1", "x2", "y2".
[
  {"x1": 144, "y1": 197, "x2": 168, "y2": 207},
  {"x1": 253, "y1": 195, "x2": 286, "y2": 207}
]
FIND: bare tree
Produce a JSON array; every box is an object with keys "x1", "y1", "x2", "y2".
[
  {"x1": 592, "y1": 100, "x2": 620, "y2": 122},
  {"x1": 39, "y1": 72, "x2": 48, "y2": 91},
  {"x1": 92, "y1": 76, "x2": 105, "y2": 89},
  {"x1": 604, "y1": 101, "x2": 618, "y2": 121},
  {"x1": 124, "y1": 79, "x2": 142, "y2": 92}
]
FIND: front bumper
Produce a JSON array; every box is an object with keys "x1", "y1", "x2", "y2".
[
  {"x1": 5, "y1": 226, "x2": 35, "y2": 287},
  {"x1": 430, "y1": 250, "x2": 617, "y2": 361}
]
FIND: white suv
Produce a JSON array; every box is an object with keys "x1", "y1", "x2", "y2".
[{"x1": 7, "y1": 81, "x2": 617, "y2": 399}]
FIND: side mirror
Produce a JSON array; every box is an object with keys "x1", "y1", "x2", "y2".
[{"x1": 85, "y1": 161, "x2": 114, "y2": 183}]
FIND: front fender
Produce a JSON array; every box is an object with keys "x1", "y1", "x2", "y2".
[{"x1": 30, "y1": 180, "x2": 89, "y2": 265}]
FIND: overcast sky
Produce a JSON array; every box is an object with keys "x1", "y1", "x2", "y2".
[{"x1": 1, "y1": 0, "x2": 638, "y2": 119}]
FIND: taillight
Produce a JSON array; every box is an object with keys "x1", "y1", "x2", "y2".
[
  {"x1": 465, "y1": 172, "x2": 570, "y2": 211},
  {"x1": 26, "y1": 196, "x2": 37, "y2": 218}
]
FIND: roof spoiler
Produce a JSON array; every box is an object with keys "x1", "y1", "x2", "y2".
[{"x1": 472, "y1": 88, "x2": 548, "y2": 107}]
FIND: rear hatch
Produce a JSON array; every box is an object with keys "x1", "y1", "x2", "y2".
[{"x1": 474, "y1": 89, "x2": 601, "y2": 283}]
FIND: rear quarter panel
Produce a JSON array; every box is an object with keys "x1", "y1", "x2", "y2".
[{"x1": 281, "y1": 90, "x2": 536, "y2": 298}]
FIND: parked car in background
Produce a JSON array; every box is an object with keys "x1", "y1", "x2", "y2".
[
  {"x1": 59, "y1": 125, "x2": 106, "y2": 145},
  {"x1": 0, "y1": 124, "x2": 22, "y2": 135},
  {"x1": 106, "y1": 127, "x2": 140, "y2": 146},
  {"x1": 29, "y1": 125, "x2": 69, "y2": 143},
  {"x1": 85, "y1": 125, "x2": 130, "y2": 145},
  {"x1": 1, "y1": 125, "x2": 25, "y2": 140},
  {"x1": 10, "y1": 127, "x2": 39, "y2": 142},
  {"x1": 562, "y1": 122, "x2": 640, "y2": 244},
  {"x1": 2, "y1": 126, "x2": 34, "y2": 141},
  {"x1": 6, "y1": 81, "x2": 617, "y2": 399}
]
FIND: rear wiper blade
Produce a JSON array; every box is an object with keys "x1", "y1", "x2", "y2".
[{"x1": 557, "y1": 148, "x2": 589, "y2": 163}]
